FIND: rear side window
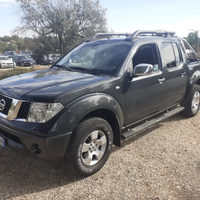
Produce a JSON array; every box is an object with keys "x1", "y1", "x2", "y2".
[
  {"x1": 172, "y1": 43, "x2": 180, "y2": 66},
  {"x1": 162, "y1": 43, "x2": 176, "y2": 68},
  {"x1": 162, "y1": 43, "x2": 181, "y2": 68}
]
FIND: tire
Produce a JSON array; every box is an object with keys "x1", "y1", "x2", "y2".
[
  {"x1": 182, "y1": 84, "x2": 200, "y2": 117},
  {"x1": 65, "y1": 117, "x2": 113, "y2": 177}
]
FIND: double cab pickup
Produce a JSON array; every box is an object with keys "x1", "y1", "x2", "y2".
[{"x1": 0, "y1": 30, "x2": 200, "y2": 177}]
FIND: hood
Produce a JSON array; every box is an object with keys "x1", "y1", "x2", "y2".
[{"x1": 0, "y1": 68, "x2": 108, "y2": 102}]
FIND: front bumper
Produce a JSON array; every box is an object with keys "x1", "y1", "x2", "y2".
[
  {"x1": 0, "y1": 121, "x2": 72, "y2": 160},
  {"x1": 1, "y1": 63, "x2": 13, "y2": 68}
]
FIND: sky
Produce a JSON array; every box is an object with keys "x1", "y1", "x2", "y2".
[{"x1": 0, "y1": 0, "x2": 200, "y2": 38}]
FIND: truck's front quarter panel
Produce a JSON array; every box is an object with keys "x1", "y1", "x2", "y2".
[
  {"x1": 0, "y1": 106, "x2": 72, "y2": 160},
  {"x1": 0, "y1": 75, "x2": 125, "y2": 160}
]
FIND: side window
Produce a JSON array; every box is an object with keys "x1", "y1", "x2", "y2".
[
  {"x1": 162, "y1": 43, "x2": 176, "y2": 68},
  {"x1": 172, "y1": 43, "x2": 181, "y2": 66},
  {"x1": 132, "y1": 43, "x2": 160, "y2": 72},
  {"x1": 180, "y1": 45, "x2": 187, "y2": 63},
  {"x1": 183, "y1": 40, "x2": 198, "y2": 62}
]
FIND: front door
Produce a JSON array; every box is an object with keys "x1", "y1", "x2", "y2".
[{"x1": 124, "y1": 43, "x2": 166, "y2": 125}]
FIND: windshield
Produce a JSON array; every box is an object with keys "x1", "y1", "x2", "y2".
[
  {"x1": 4, "y1": 51, "x2": 17, "y2": 55},
  {"x1": 4, "y1": 52, "x2": 12, "y2": 55},
  {"x1": 0, "y1": 56, "x2": 9, "y2": 60},
  {"x1": 56, "y1": 42, "x2": 132, "y2": 75},
  {"x1": 21, "y1": 56, "x2": 29, "y2": 60}
]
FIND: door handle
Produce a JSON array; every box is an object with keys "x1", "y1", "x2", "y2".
[
  {"x1": 181, "y1": 72, "x2": 187, "y2": 77},
  {"x1": 158, "y1": 78, "x2": 165, "y2": 84}
]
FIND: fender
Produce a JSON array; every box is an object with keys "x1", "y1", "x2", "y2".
[
  {"x1": 49, "y1": 93, "x2": 124, "y2": 138},
  {"x1": 181, "y1": 70, "x2": 200, "y2": 105}
]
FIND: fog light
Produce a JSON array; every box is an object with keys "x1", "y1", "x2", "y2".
[{"x1": 31, "y1": 144, "x2": 41, "y2": 154}]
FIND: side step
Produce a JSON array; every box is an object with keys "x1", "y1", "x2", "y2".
[{"x1": 121, "y1": 106, "x2": 185, "y2": 140}]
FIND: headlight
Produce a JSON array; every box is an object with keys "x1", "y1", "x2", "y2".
[{"x1": 27, "y1": 102, "x2": 64, "y2": 123}]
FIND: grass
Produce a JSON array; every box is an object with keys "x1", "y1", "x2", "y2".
[{"x1": 0, "y1": 66, "x2": 42, "y2": 80}]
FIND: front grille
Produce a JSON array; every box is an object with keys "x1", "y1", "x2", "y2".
[
  {"x1": 0, "y1": 94, "x2": 31, "y2": 121},
  {"x1": 0, "y1": 94, "x2": 12, "y2": 115},
  {"x1": 17, "y1": 102, "x2": 31, "y2": 119}
]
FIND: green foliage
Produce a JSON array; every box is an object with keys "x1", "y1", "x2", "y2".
[
  {"x1": 186, "y1": 30, "x2": 200, "y2": 53},
  {"x1": 0, "y1": 34, "x2": 60, "y2": 59},
  {"x1": 0, "y1": 67, "x2": 37, "y2": 80},
  {"x1": 0, "y1": 41, "x2": 8, "y2": 53},
  {"x1": 0, "y1": 35, "x2": 26, "y2": 53}
]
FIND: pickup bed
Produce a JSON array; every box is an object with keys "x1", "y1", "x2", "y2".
[{"x1": 0, "y1": 30, "x2": 200, "y2": 177}]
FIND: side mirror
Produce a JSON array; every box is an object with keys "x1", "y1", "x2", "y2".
[{"x1": 133, "y1": 63, "x2": 153, "y2": 76}]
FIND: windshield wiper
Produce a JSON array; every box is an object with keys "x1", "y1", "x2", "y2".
[
  {"x1": 54, "y1": 64, "x2": 74, "y2": 71},
  {"x1": 69, "y1": 66, "x2": 101, "y2": 75}
]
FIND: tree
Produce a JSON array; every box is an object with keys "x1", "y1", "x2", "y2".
[
  {"x1": 15, "y1": 0, "x2": 107, "y2": 54},
  {"x1": 187, "y1": 30, "x2": 199, "y2": 53},
  {"x1": 11, "y1": 35, "x2": 20, "y2": 43},
  {"x1": 0, "y1": 41, "x2": 8, "y2": 53},
  {"x1": 31, "y1": 36, "x2": 53, "y2": 63}
]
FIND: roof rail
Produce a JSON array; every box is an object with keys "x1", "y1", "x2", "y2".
[
  {"x1": 125, "y1": 30, "x2": 176, "y2": 41},
  {"x1": 85, "y1": 30, "x2": 176, "y2": 42},
  {"x1": 85, "y1": 33, "x2": 130, "y2": 42}
]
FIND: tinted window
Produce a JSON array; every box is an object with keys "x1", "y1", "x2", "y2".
[
  {"x1": 132, "y1": 43, "x2": 160, "y2": 72},
  {"x1": 162, "y1": 43, "x2": 176, "y2": 68},
  {"x1": 172, "y1": 43, "x2": 181, "y2": 66}
]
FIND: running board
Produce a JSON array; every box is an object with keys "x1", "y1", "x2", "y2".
[{"x1": 121, "y1": 106, "x2": 185, "y2": 140}]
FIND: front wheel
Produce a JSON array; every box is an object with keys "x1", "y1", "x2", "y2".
[
  {"x1": 182, "y1": 84, "x2": 200, "y2": 117},
  {"x1": 65, "y1": 117, "x2": 113, "y2": 177}
]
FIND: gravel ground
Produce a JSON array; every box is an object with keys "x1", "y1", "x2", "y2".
[{"x1": 0, "y1": 113, "x2": 200, "y2": 200}]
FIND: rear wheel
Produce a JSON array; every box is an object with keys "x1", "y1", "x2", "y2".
[
  {"x1": 182, "y1": 84, "x2": 200, "y2": 117},
  {"x1": 65, "y1": 117, "x2": 113, "y2": 177}
]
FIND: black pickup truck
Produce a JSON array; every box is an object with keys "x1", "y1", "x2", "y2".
[{"x1": 0, "y1": 30, "x2": 200, "y2": 177}]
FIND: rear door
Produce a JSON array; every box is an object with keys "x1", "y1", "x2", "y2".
[
  {"x1": 124, "y1": 42, "x2": 166, "y2": 124},
  {"x1": 161, "y1": 42, "x2": 188, "y2": 108}
]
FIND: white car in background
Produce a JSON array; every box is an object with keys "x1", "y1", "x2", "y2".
[{"x1": 0, "y1": 56, "x2": 16, "y2": 68}]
